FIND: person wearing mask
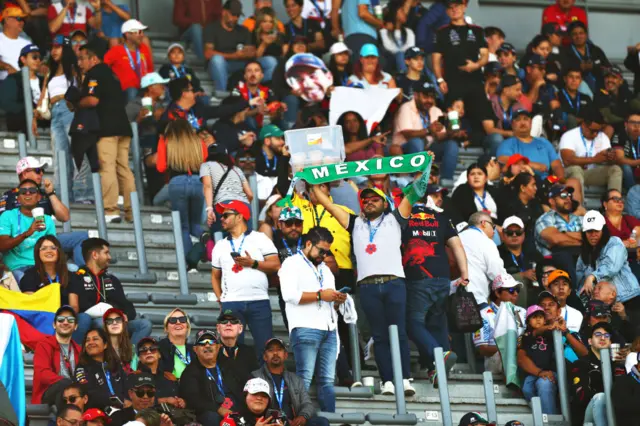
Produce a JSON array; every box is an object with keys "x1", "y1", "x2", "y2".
[
  {"x1": 103, "y1": 308, "x2": 135, "y2": 372},
  {"x1": 61, "y1": 384, "x2": 89, "y2": 412},
  {"x1": 74, "y1": 328, "x2": 127, "y2": 411},
  {"x1": 68, "y1": 238, "x2": 152, "y2": 345},
  {"x1": 348, "y1": 44, "x2": 396, "y2": 89},
  {"x1": 32, "y1": 306, "x2": 81, "y2": 407},
  {"x1": 252, "y1": 337, "x2": 329, "y2": 426},
  {"x1": 136, "y1": 337, "x2": 184, "y2": 408},
  {"x1": 613, "y1": 112, "x2": 640, "y2": 189},
  {"x1": 547, "y1": 270, "x2": 584, "y2": 332},
  {"x1": 3, "y1": 43, "x2": 42, "y2": 134},
  {"x1": 561, "y1": 21, "x2": 609, "y2": 94},
  {"x1": 19, "y1": 236, "x2": 70, "y2": 304},
  {"x1": 0, "y1": 5, "x2": 31, "y2": 82},
  {"x1": 211, "y1": 201, "x2": 280, "y2": 356},
  {"x1": 158, "y1": 308, "x2": 194, "y2": 380},
  {"x1": 451, "y1": 163, "x2": 500, "y2": 226}
]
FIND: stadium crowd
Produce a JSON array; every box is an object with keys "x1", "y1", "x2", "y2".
[{"x1": 2, "y1": 0, "x2": 640, "y2": 425}]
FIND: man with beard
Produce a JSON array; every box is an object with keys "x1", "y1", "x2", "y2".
[
  {"x1": 252, "y1": 338, "x2": 329, "y2": 426},
  {"x1": 547, "y1": 270, "x2": 584, "y2": 329},
  {"x1": 596, "y1": 67, "x2": 640, "y2": 132},
  {"x1": 254, "y1": 124, "x2": 286, "y2": 178},
  {"x1": 179, "y1": 330, "x2": 228, "y2": 426},
  {"x1": 279, "y1": 226, "x2": 346, "y2": 412},
  {"x1": 613, "y1": 111, "x2": 640, "y2": 189},
  {"x1": 231, "y1": 61, "x2": 285, "y2": 130}
]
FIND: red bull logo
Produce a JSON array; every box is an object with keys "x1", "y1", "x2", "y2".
[{"x1": 410, "y1": 212, "x2": 436, "y2": 220}]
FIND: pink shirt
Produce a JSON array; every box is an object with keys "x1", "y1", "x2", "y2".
[{"x1": 392, "y1": 99, "x2": 443, "y2": 145}]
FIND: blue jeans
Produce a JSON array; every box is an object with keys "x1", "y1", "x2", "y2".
[
  {"x1": 258, "y1": 56, "x2": 278, "y2": 82},
  {"x1": 208, "y1": 56, "x2": 247, "y2": 92},
  {"x1": 345, "y1": 34, "x2": 377, "y2": 61},
  {"x1": 57, "y1": 231, "x2": 89, "y2": 266},
  {"x1": 290, "y1": 327, "x2": 337, "y2": 412},
  {"x1": 394, "y1": 51, "x2": 407, "y2": 73},
  {"x1": 522, "y1": 373, "x2": 559, "y2": 414},
  {"x1": 152, "y1": 184, "x2": 169, "y2": 207},
  {"x1": 359, "y1": 278, "x2": 411, "y2": 381},
  {"x1": 124, "y1": 87, "x2": 139, "y2": 102},
  {"x1": 221, "y1": 299, "x2": 272, "y2": 356},
  {"x1": 50, "y1": 101, "x2": 74, "y2": 201},
  {"x1": 282, "y1": 94, "x2": 300, "y2": 130},
  {"x1": 168, "y1": 175, "x2": 204, "y2": 253},
  {"x1": 483, "y1": 133, "x2": 503, "y2": 156},
  {"x1": 584, "y1": 392, "x2": 608, "y2": 426},
  {"x1": 181, "y1": 24, "x2": 205, "y2": 60},
  {"x1": 406, "y1": 277, "x2": 451, "y2": 369},
  {"x1": 429, "y1": 139, "x2": 459, "y2": 181},
  {"x1": 74, "y1": 313, "x2": 152, "y2": 346},
  {"x1": 623, "y1": 164, "x2": 636, "y2": 190}
]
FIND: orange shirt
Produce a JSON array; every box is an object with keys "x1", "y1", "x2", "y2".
[
  {"x1": 243, "y1": 16, "x2": 285, "y2": 33},
  {"x1": 104, "y1": 43, "x2": 154, "y2": 91}
]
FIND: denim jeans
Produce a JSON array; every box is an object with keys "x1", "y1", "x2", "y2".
[
  {"x1": 57, "y1": 231, "x2": 89, "y2": 266},
  {"x1": 153, "y1": 184, "x2": 170, "y2": 207},
  {"x1": 208, "y1": 56, "x2": 247, "y2": 92},
  {"x1": 124, "y1": 87, "x2": 139, "y2": 102},
  {"x1": 290, "y1": 327, "x2": 337, "y2": 412},
  {"x1": 168, "y1": 174, "x2": 205, "y2": 253},
  {"x1": 359, "y1": 278, "x2": 411, "y2": 381},
  {"x1": 394, "y1": 51, "x2": 407, "y2": 73},
  {"x1": 483, "y1": 133, "x2": 504, "y2": 156},
  {"x1": 623, "y1": 164, "x2": 636, "y2": 190},
  {"x1": 522, "y1": 373, "x2": 558, "y2": 414},
  {"x1": 50, "y1": 101, "x2": 74, "y2": 200},
  {"x1": 584, "y1": 392, "x2": 608, "y2": 426},
  {"x1": 221, "y1": 299, "x2": 273, "y2": 356},
  {"x1": 282, "y1": 94, "x2": 300, "y2": 130},
  {"x1": 406, "y1": 277, "x2": 451, "y2": 369},
  {"x1": 181, "y1": 24, "x2": 205, "y2": 60},
  {"x1": 74, "y1": 313, "x2": 152, "y2": 346},
  {"x1": 429, "y1": 139, "x2": 459, "y2": 180},
  {"x1": 258, "y1": 56, "x2": 278, "y2": 82}
]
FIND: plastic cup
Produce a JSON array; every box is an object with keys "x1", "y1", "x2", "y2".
[
  {"x1": 448, "y1": 110, "x2": 460, "y2": 130},
  {"x1": 32, "y1": 207, "x2": 44, "y2": 221},
  {"x1": 141, "y1": 97, "x2": 153, "y2": 115},
  {"x1": 610, "y1": 343, "x2": 620, "y2": 360},
  {"x1": 362, "y1": 376, "x2": 374, "y2": 393}
]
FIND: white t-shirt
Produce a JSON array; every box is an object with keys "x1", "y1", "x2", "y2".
[
  {"x1": 561, "y1": 305, "x2": 583, "y2": 334},
  {"x1": 0, "y1": 33, "x2": 30, "y2": 81},
  {"x1": 279, "y1": 252, "x2": 337, "y2": 333},
  {"x1": 29, "y1": 77, "x2": 41, "y2": 105},
  {"x1": 473, "y1": 190, "x2": 498, "y2": 219},
  {"x1": 211, "y1": 231, "x2": 278, "y2": 302},
  {"x1": 348, "y1": 210, "x2": 406, "y2": 282},
  {"x1": 301, "y1": 0, "x2": 331, "y2": 26},
  {"x1": 559, "y1": 126, "x2": 611, "y2": 169}
]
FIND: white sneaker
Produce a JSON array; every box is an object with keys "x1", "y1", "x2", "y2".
[
  {"x1": 350, "y1": 381, "x2": 363, "y2": 389},
  {"x1": 403, "y1": 379, "x2": 416, "y2": 397},
  {"x1": 105, "y1": 215, "x2": 122, "y2": 224},
  {"x1": 381, "y1": 381, "x2": 395, "y2": 395}
]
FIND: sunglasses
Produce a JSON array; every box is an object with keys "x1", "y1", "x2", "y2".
[
  {"x1": 218, "y1": 319, "x2": 241, "y2": 325},
  {"x1": 221, "y1": 212, "x2": 237, "y2": 219},
  {"x1": 63, "y1": 395, "x2": 80, "y2": 403},
  {"x1": 167, "y1": 316, "x2": 188, "y2": 324},
  {"x1": 593, "y1": 332, "x2": 611, "y2": 339},
  {"x1": 314, "y1": 245, "x2": 331, "y2": 257},
  {"x1": 72, "y1": 40, "x2": 87, "y2": 47},
  {"x1": 105, "y1": 317, "x2": 123, "y2": 325},
  {"x1": 28, "y1": 168, "x2": 45, "y2": 174},
  {"x1": 557, "y1": 192, "x2": 572, "y2": 199},
  {"x1": 196, "y1": 339, "x2": 217, "y2": 346},
  {"x1": 29, "y1": 54, "x2": 41, "y2": 61},
  {"x1": 11, "y1": 16, "x2": 25, "y2": 22},
  {"x1": 56, "y1": 316, "x2": 76, "y2": 324},
  {"x1": 500, "y1": 287, "x2": 520, "y2": 294},
  {"x1": 134, "y1": 389, "x2": 156, "y2": 398},
  {"x1": 483, "y1": 220, "x2": 496, "y2": 230},
  {"x1": 18, "y1": 187, "x2": 38, "y2": 195},
  {"x1": 607, "y1": 196, "x2": 624, "y2": 203},
  {"x1": 504, "y1": 230, "x2": 524, "y2": 237},
  {"x1": 282, "y1": 219, "x2": 303, "y2": 227},
  {"x1": 138, "y1": 345, "x2": 158, "y2": 354}
]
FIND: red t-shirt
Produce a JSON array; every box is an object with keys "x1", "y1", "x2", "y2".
[
  {"x1": 47, "y1": 3, "x2": 93, "y2": 36},
  {"x1": 103, "y1": 44, "x2": 154, "y2": 91},
  {"x1": 605, "y1": 215, "x2": 640, "y2": 241},
  {"x1": 541, "y1": 3, "x2": 588, "y2": 45}
]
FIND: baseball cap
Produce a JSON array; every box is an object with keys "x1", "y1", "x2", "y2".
[
  {"x1": 590, "y1": 321, "x2": 614, "y2": 336},
  {"x1": 127, "y1": 372, "x2": 155, "y2": 390},
  {"x1": 52, "y1": 34, "x2": 69, "y2": 47},
  {"x1": 446, "y1": 0, "x2": 465, "y2": 6},
  {"x1": 329, "y1": 42, "x2": 351, "y2": 56},
  {"x1": 491, "y1": 274, "x2": 523, "y2": 291},
  {"x1": 548, "y1": 184, "x2": 573, "y2": 199},
  {"x1": 427, "y1": 185, "x2": 448, "y2": 195},
  {"x1": 605, "y1": 66, "x2": 623, "y2": 78},
  {"x1": 541, "y1": 22, "x2": 561, "y2": 36},
  {"x1": 547, "y1": 270, "x2": 571, "y2": 286},
  {"x1": 279, "y1": 206, "x2": 303, "y2": 222},
  {"x1": 567, "y1": 20, "x2": 587, "y2": 34},
  {"x1": 244, "y1": 378, "x2": 271, "y2": 396},
  {"x1": 538, "y1": 290, "x2": 560, "y2": 305},
  {"x1": 526, "y1": 304, "x2": 545, "y2": 318},
  {"x1": 505, "y1": 421, "x2": 524, "y2": 426},
  {"x1": 121, "y1": 19, "x2": 148, "y2": 34},
  {"x1": 82, "y1": 409, "x2": 111, "y2": 423},
  {"x1": 285, "y1": 53, "x2": 327, "y2": 76},
  {"x1": 55, "y1": 305, "x2": 77, "y2": 319},
  {"x1": 136, "y1": 337, "x2": 158, "y2": 352},
  {"x1": 217, "y1": 309, "x2": 243, "y2": 322},
  {"x1": 16, "y1": 156, "x2": 47, "y2": 175},
  {"x1": 359, "y1": 187, "x2": 386, "y2": 200},
  {"x1": 415, "y1": 81, "x2": 437, "y2": 95},
  {"x1": 458, "y1": 412, "x2": 489, "y2": 426},
  {"x1": 259, "y1": 124, "x2": 284, "y2": 140},
  {"x1": 102, "y1": 307, "x2": 125, "y2": 323},
  {"x1": 207, "y1": 144, "x2": 229, "y2": 159},
  {"x1": 167, "y1": 43, "x2": 185, "y2": 55},
  {"x1": 404, "y1": 46, "x2": 425, "y2": 60},
  {"x1": 195, "y1": 329, "x2": 218, "y2": 344},
  {"x1": 264, "y1": 337, "x2": 287, "y2": 351},
  {"x1": 360, "y1": 43, "x2": 379, "y2": 58},
  {"x1": 499, "y1": 74, "x2": 520, "y2": 90},
  {"x1": 497, "y1": 42, "x2": 516, "y2": 55},
  {"x1": 526, "y1": 54, "x2": 547, "y2": 67},
  {"x1": 140, "y1": 72, "x2": 170, "y2": 89},
  {"x1": 215, "y1": 200, "x2": 251, "y2": 221},
  {"x1": 587, "y1": 299, "x2": 612, "y2": 318},
  {"x1": 502, "y1": 216, "x2": 524, "y2": 229},
  {"x1": 70, "y1": 29, "x2": 88, "y2": 39},
  {"x1": 223, "y1": 0, "x2": 244, "y2": 15},
  {"x1": 513, "y1": 109, "x2": 532, "y2": 119},
  {"x1": 19, "y1": 44, "x2": 39, "y2": 58},
  {"x1": 505, "y1": 153, "x2": 530, "y2": 169},
  {"x1": 1, "y1": 5, "x2": 27, "y2": 20},
  {"x1": 484, "y1": 62, "x2": 503, "y2": 76},
  {"x1": 583, "y1": 210, "x2": 606, "y2": 232}
]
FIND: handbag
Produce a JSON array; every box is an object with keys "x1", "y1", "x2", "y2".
[
  {"x1": 36, "y1": 74, "x2": 51, "y2": 120},
  {"x1": 447, "y1": 286, "x2": 483, "y2": 333}
]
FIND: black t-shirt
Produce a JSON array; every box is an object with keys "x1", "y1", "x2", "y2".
[
  {"x1": 81, "y1": 63, "x2": 132, "y2": 138},
  {"x1": 498, "y1": 245, "x2": 538, "y2": 277},
  {"x1": 253, "y1": 146, "x2": 283, "y2": 177},
  {"x1": 434, "y1": 24, "x2": 487, "y2": 83},
  {"x1": 466, "y1": 92, "x2": 494, "y2": 137},
  {"x1": 395, "y1": 73, "x2": 429, "y2": 102},
  {"x1": 401, "y1": 204, "x2": 458, "y2": 281},
  {"x1": 518, "y1": 330, "x2": 556, "y2": 372},
  {"x1": 556, "y1": 89, "x2": 593, "y2": 117},
  {"x1": 252, "y1": 32, "x2": 284, "y2": 58},
  {"x1": 269, "y1": 374, "x2": 294, "y2": 420},
  {"x1": 284, "y1": 18, "x2": 322, "y2": 45},
  {"x1": 19, "y1": 266, "x2": 69, "y2": 304},
  {"x1": 273, "y1": 230, "x2": 302, "y2": 263},
  {"x1": 204, "y1": 21, "x2": 253, "y2": 53},
  {"x1": 611, "y1": 128, "x2": 640, "y2": 161},
  {"x1": 67, "y1": 267, "x2": 136, "y2": 320}
]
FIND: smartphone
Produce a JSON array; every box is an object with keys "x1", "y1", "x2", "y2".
[
  {"x1": 109, "y1": 396, "x2": 124, "y2": 408},
  {"x1": 337, "y1": 287, "x2": 351, "y2": 293},
  {"x1": 265, "y1": 409, "x2": 283, "y2": 421},
  {"x1": 230, "y1": 252, "x2": 240, "y2": 259}
]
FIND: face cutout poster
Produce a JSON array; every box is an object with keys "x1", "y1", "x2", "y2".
[{"x1": 285, "y1": 53, "x2": 334, "y2": 103}]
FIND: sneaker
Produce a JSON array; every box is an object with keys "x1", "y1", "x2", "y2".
[
  {"x1": 350, "y1": 381, "x2": 363, "y2": 389},
  {"x1": 105, "y1": 215, "x2": 122, "y2": 224},
  {"x1": 380, "y1": 381, "x2": 395, "y2": 395},
  {"x1": 443, "y1": 350, "x2": 458, "y2": 373},
  {"x1": 403, "y1": 379, "x2": 416, "y2": 397},
  {"x1": 428, "y1": 369, "x2": 438, "y2": 389}
]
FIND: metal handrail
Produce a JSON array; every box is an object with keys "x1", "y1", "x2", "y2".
[
  {"x1": 58, "y1": 155, "x2": 71, "y2": 233},
  {"x1": 130, "y1": 192, "x2": 149, "y2": 275},
  {"x1": 599, "y1": 347, "x2": 617, "y2": 426},
  {"x1": 18, "y1": 133, "x2": 27, "y2": 159},
  {"x1": 249, "y1": 174, "x2": 259, "y2": 230},
  {"x1": 482, "y1": 371, "x2": 497, "y2": 423},
  {"x1": 21, "y1": 67, "x2": 35, "y2": 146},
  {"x1": 170, "y1": 210, "x2": 190, "y2": 295},
  {"x1": 531, "y1": 396, "x2": 544, "y2": 426},
  {"x1": 92, "y1": 173, "x2": 108, "y2": 240},
  {"x1": 552, "y1": 330, "x2": 571, "y2": 423},
  {"x1": 434, "y1": 347, "x2": 453, "y2": 426},
  {"x1": 349, "y1": 323, "x2": 362, "y2": 385},
  {"x1": 389, "y1": 325, "x2": 407, "y2": 415},
  {"x1": 130, "y1": 122, "x2": 145, "y2": 205}
]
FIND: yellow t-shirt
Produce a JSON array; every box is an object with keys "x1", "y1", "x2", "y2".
[{"x1": 292, "y1": 194, "x2": 354, "y2": 270}]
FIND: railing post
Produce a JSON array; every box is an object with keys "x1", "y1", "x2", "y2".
[
  {"x1": 171, "y1": 210, "x2": 190, "y2": 295},
  {"x1": 482, "y1": 371, "x2": 497, "y2": 424},
  {"x1": 92, "y1": 173, "x2": 108, "y2": 240},
  {"x1": 17, "y1": 133, "x2": 27, "y2": 159},
  {"x1": 130, "y1": 122, "x2": 145, "y2": 205},
  {"x1": 130, "y1": 192, "x2": 148, "y2": 275},
  {"x1": 531, "y1": 396, "x2": 544, "y2": 426},
  {"x1": 552, "y1": 330, "x2": 571, "y2": 423},
  {"x1": 248, "y1": 174, "x2": 259, "y2": 230},
  {"x1": 58, "y1": 155, "x2": 71, "y2": 233},
  {"x1": 21, "y1": 67, "x2": 35, "y2": 146},
  {"x1": 434, "y1": 347, "x2": 453, "y2": 426},
  {"x1": 465, "y1": 333, "x2": 476, "y2": 374},
  {"x1": 388, "y1": 325, "x2": 406, "y2": 415},
  {"x1": 349, "y1": 323, "x2": 362, "y2": 385},
  {"x1": 599, "y1": 347, "x2": 617, "y2": 426}
]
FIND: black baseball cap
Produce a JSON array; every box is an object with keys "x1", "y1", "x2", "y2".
[
  {"x1": 223, "y1": 0, "x2": 243, "y2": 15},
  {"x1": 217, "y1": 309, "x2": 243, "y2": 322},
  {"x1": 415, "y1": 81, "x2": 437, "y2": 95},
  {"x1": 526, "y1": 54, "x2": 547, "y2": 67},
  {"x1": 513, "y1": 109, "x2": 532, "y2": 119},
  {"x1": 55, "y1": 305, "x2": 77, "y2": 318},
  {"x1": 590, "y1": 321, "x2": 614, "y2": 337},
  {"x1": 127, "y1": 373, "x2": 156, "y2": 390},
  {"x1": 497, "y1": 42, "x2": 516, "y2": 55},
  {"x1": 548, "y1": 184, "x2": 574, "y2": 198},
  {"x1": 605, "y1": 66, "x2": 623, "y2": 78},
  {"x1": 458, "y1": 412, "x2": 489, "y2": 426},
  {"x1": 541, "y1": 23, "x2": 561, "y2": 36},
  {"x1": 195, "y1": 329, "x2": 218, "y2": 344},
  {"x1": 136, "y1": 337, "x2": 158, "y2": 352},
  {"x1": 404, "y1": 46, "x2": 425, "y2": 60},
  {"x1": 538, "y1": 290, "x2": 560, "y2": 306},
  {"x1": 567, "y1": 20, "x2": 587, "y2": 34},
  {"x1": 499, "y1": 74, "x2": 520, "y2": 90},
  {"x1": 484, "y1": 62, "x2": 503, "y2": 76},
  {"x1": 264, "y1": 337, "x2": 287, "y2": 351},
  {"x1": 427, "y1": 184, "x2": 448, "y2": 195},
  {"x1": 445, "y1": 0, "x2": 464, "y2": 5},
  {"x1": 587, "y1": 299, "x2": 612, "y2": 318}
]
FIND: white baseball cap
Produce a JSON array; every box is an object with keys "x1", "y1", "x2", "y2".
[
  {"x1": 329, "y1": 42, "x2": 351, "y2": 56},
  {"x1": 140, "y1": 72, "x2": 170, "y2": 89},
  {"x1": 243, "y1": 378, "x2": 271, "y2": 396},
  {"x1": 167, "y1": 43, "x2": 185, "y2": 55},
  {"x1": 502, "y1": 216, "x2": 525, "y2": 229},
  {"x1": 16, "y1": 156, "x2": 47, "y2": 175},
  {"x1": 583, "y1": 210, "x2": 606, "y2": 232},
  {"x1": 121, "y1": 19, "x2": 148, "y2": 34},
  {"x1": 492, "y1": 273, "x2": 523, "y2": 291}
]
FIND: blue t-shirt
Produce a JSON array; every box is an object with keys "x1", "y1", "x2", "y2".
[
  {"x1": 101, "y1": 5, "x2": 130, "y2": 38},
  {"x1": 497, "y1": 136, "x2": 559, "y2": 179},
  {"x1": 342, "y1": 0, "x2": 377, "y2": 39},
  {"x1": 0, "y1": 210, "x2": 56, "y2": 270}
]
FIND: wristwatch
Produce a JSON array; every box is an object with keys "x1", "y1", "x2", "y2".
[
  {"x1": 46, "y1": 190, "x2": 56, "y2": 197},
  {"x1": 437, "y1": 78, "x2": 445, "y2": 84},
  {"x1": 252, "y1": 260, "x2": 259, "y2": 269}
]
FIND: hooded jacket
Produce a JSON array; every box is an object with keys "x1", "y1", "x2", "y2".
[
  {"x1": 74, "y1": 358, "x2": 128, "y2": 410},
  {"x1": 178, "y1": 355, "x2": 225, "y2": 415},
  {"x1": 32, "y1": 335, "x2": 81, "y2": 404},
  {"x1": 251, "y1": 364, "x2": 316, "y2": 420}
]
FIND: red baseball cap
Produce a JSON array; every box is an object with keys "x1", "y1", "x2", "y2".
[
  {"x1": 82, "y1": 409, "x2": 111, "y2": 423},
  {"x1": 103, "y1": 307, "x2": 125, "y2": 323},
  {"x1": 505, "y1": 153, "x2": 530, "y2": 169},
  {"x1": 215, "y1": 200, "x2": 251, "y2": 221}
]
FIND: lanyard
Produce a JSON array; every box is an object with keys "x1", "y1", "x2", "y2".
[
  {"x1": 229, "y1": 234, "x2": 247, "y2": 254},
  {"x1": 171, "y1": 65, "x2": 185, "y2": 78},
  {"x1": 469, "y1": 225, "x2": 484, "y2": 234},
  {"x1": 474, "y1": 190, "x2": 488, "y2": 211},
  {"x1": 313, "y1": 205, "x2": 326, "y2": 226},
  {"x1": 271, "y1": 375, "x2": 285, "y2": 410},
  {"x1": 501, "y1": 105, "x2": 513, "y2": 130},
  {"x1": 564, "y1": 308, "x2": 568, "y2": 322},
  {"x1": 419, "y1": 112, "x2": 430, "y2": 130},
  {"x1": 87, "y1": 272, "x2": 107, "y2": 305},
  {"x1": 263, "y1": 151, "x2": 277, "y2": 172},
  {"x1": 205, "y1": 366, "x2": 225, "y2": 396},
  {"x1": 175, "y1": 104, "x2": 200, "y2": 130},
  {"x1": 125, "y1": 48, "x2": 142, "y2": 78},
  {"x1": 300, "y1": 252, "x2": 323, "y2": 289},
  {"x1": 562, "y1": 89, "x2": 581, "y2": 114},
  {"x1": 571, "y1": 43, "x2": 591, "y2": 61},
  {"x1": 579, "y1": 128, "x2": 595, "y2": 158},
  {"x1": 289, "y1": 19, "x2": 308, "y2": 38},
  {"x1": 281, "y1": 238, "x2": 301, "y2": 257},
  {"x1": 47, "y1": 274, "x2": 60, "y2": 284},
  {"x1": 104, "y1": 365, "x2": 116, "y2": 396},
  {"x1": 60, "y1": 345, "x2": 73, "y2": 376},
  {"x1": 66, "y1": 6, "x2": 76, "y2": 27},
  {"x1": 175, "y1": 347, "x2": 191, "y2": 365},
  {"x1": 632, "y1": 136, "x2": 640, "y2": 160},
  {"x1": 308, "y1": 0, "x2": 328, "y2": 19},
  {"x1": 510, "y1": 253, "x2": 525, "y2": 272},
  {"x1": 17, "y1": 212, "x2": 22, "y2": 234},
  {"x1": 366, "y1": 214, "x2": 386, "y2": 243}
]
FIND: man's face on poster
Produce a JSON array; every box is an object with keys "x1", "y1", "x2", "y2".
[{"x1": 287, "y1": 65, "x2": 333, "y2": 103}]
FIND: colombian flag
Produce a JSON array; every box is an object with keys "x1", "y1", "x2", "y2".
[{"x1": 0, "y1": 284, "x2": 61, "y2": 350}]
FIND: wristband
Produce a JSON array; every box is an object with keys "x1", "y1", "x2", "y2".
[
  {"x1": 252, "y1": 260, "x2": 259, "y2": 269},
  {"x1": 206, "y1": 207, "x2": 213, "y2": 211},
  {"x1": 317, "y1": 290, "x2": 321, "y2": 302},
  {"x1": 46, "y1": 191, "x2": 56, "y2": 197},
  {"x1": 437, "y1": 78, "x2": 445, "y2": 84}
]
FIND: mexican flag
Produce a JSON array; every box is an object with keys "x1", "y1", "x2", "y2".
[
  {"x1": 329, "y1": 87, "x2": 400, "y2": 135},
  {"x1": 495, "y1": 302, "x2": 522, "y2": 388}
]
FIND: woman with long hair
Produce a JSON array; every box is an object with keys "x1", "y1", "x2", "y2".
[
  {"x1": 452, "y1": 163, "x2": 501, "y2": 224},
  {"x1": 328, "y1": 42, "x2": 353, "y2": 88},
  {"x1": 500, "y1": 172, "x2": 544, "y2": 248},
  {"x1": 19, "y1": 236, "x2": 69, "y2": 298},
  {"x1": 254, "y1": 8, "x2": 284, "y2": 63},
  {"x1": 156, "y1": 119, "x2": 207, "y2": 254},
  {"x1": 102, "y1": 308, "x2": 135, "y2": 372},
  {"x1": 337, "y1": 111, "x2": 386, "y2": 161},
  {"x1": 158, "y1": 308, "x2": 194, "y2": 379},
  {"x1": 258, "y1": 194, "x2": 283, "y2": 239},
  {"x1": 349, "y1": 44, "x2": 397, "y2": 89},
  {"x1": 577, "y1": 210, "x2": 640, "y2": 306},
  {"x1": 379, "y1": 2, "x2": 415, "y2": 72}
]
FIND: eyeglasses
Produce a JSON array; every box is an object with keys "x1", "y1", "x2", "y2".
[
  {"x1": 196, "y1": 339, "x2": 217, "y2": 346},
  {"x1": 167, "y1": 316, "x2": 188, "y2": 325},
  {"x1": 314, "y1": 245, "x2": 331, "y2": 257},
  {"x1": 18, "y1": 187, "x2": 38, "y2": 195},
  {"x1": 221, "y1": 212, "x2": 237, "y2": 219},
  {"x1": 628, "y1": 120, "x2": 640, "y2": 126},
  {"x1": 593, "y1": 332, "x2": 611, "y2": 339},
  {"x1": 138, "y1": 345, "x2": 158, "y2": 354},
  {"x1": 282, "y1": 220, "x2": 303, "y2": 227},
  {"x1": 134, "y1": 388, "x2": 156, "y2": 398},
  {"x1": 557, "y1": 192, "x2": 572, "y2": 199},
  {"x1": 483, "y1": 220, "x2": 496, "y2": 230},
  {"x1": 61, "y1": 418, "x2": 83, "y2": 426},
  {"x1": 40, "y1": 245, "x2": 58, "y2": 251},
  {"x1": 218, "y1": 319, "x2": 241, "y2": 325},
  {"x1": 62, "y1": 395, "x2": 80, "y2": 403},
  {"x1": 607, "y1": 196, "x2": 624, "y2": 203},
  {"x1": 504, "y1": 230, "x2": 524, "y2": 237},
  {"x1": 56, "y1": 316, "x2": 76, "y2": 324},
  {"x1": 500, "y1": 287, "x2": 520, "y2": 294},
  {"x1": 105, "y1": 317, "x2": 124, "y2": 325},
  {"x1": 11, "y1": 16, "x2": 25, "y2": 22}
]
